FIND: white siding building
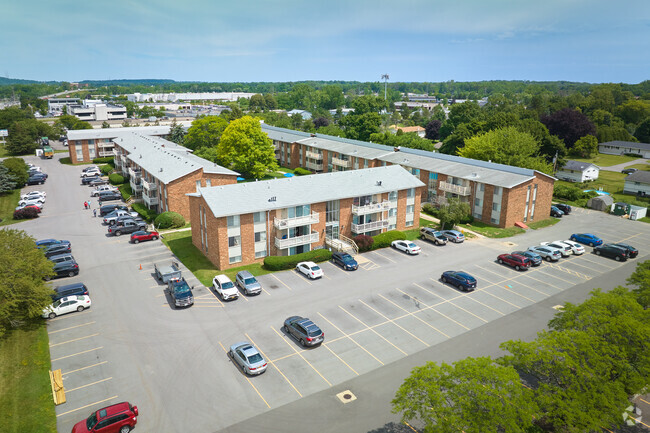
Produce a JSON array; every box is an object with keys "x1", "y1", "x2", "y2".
[{"x1": 555, "y1": 160, "x2": 600, "y2": 183}]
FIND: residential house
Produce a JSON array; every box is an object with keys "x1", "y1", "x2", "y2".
[{"x1": 555, "y1": 160, "x2": 600, "y2": 183}]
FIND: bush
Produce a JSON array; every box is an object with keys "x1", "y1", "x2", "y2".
[
  {"x1": 553, "y1": 184, "x2": 590, "y2": 202},
  {"x1": 93, "y1": 157, "x2": 114, "y2": 164},
  {"x1": 460, "y1": 214, "x2": 474, "y2": 224},
  {"x1": 294, "y1": 167, "x2": 312, "y2": 176},
  {"x1": 131, "y1": 203, "x2": 159, "y2": 222},
  {"x1": 263, "y1": 249, "x2": 332, "y2": 271},
  {"x1": 421, "y1": 203, "x2": 440, "y2": 218},
  {"x1": 118, "y1": 183, "x2": 132, "y2": 200},
  {"x1": 154, "y1": 211, "x2": 186, "y2": 229},
  {"x1": 100, "y1": 164, "x2": 113, "y2": 175},
  {"x1": 372, "y1": 230, "x2": 406, "y2": 250},
  {"x1": 353, "y1": 234, "x2": 374, "y2": 252},
  {"x1": 109, "y1": 173, "x2": 126, "y2": 185},
  {"x1": 59, "y1": 157, "x2": 72, "y2": 165},
  {"x1": 13, "y1": 207, "x2": 39, "y2": 219},
  {"x1": 624, "y1": 153, "x2": 643, "y2": 158}
]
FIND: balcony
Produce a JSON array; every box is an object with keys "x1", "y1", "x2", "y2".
[
  {"x1": 351, "y1": 201, "x2": 391, "y2": 215},
  {"x1": 351, "y1": 220, "x2": 389, "y2": 234},
  {"x1": 98, "y1": 150, "x2": 113, "y2": 157},
  {"x1": 305, "y1": 150, "x2": 323, "y2": 160},
  {"x1": 118, "y1": 153, "x2": 127, "y2": 164},
  {"x1": 141, "y1": 178, "x2": 156, "y2": 191},
  {"x1": 306, "y1": 160, "x2": 323, "y2": 171},
  {"x1": 274, "y1": 231, "x2": 319, "y2": 249},
  {"x1": 128, "y1": 167, "x2": 141, "y2": 179},
  {"x1": 143, "y1": 192, "x2": 159, "y2": 206},
  {"x1": 332, "y1": 157, "x2": 351, "y2": 168},
  {"x1": 98, "y1": 141, "x2": 113, "y2": 148},
  {"x1": 439, "y1": 181, "x2": 470, "y2": 196},
  {"x1": 274, "y1": 212, "x2": 319, "y2": 229},
  {"x1": 112, "y1": 149, "x2": 119, "y2": 156},
  {"x1": 130, "y1": 177, "x2": 142, "y2": 192}
]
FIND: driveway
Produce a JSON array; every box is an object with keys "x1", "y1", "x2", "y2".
[
  {"x1": 15, "y1": 154, "x2": 650, "y2": 433},
  {"x1": 599, "y1": 158, "x2": 648, "y2": 172}
]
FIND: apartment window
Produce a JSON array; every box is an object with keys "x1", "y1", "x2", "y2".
[
  {"x1": 492, "y1": 203, "x2": 500, "y2": 212},
  {"x1": 429, "y1": 173, "x2": 438, "y2": 180},
  {"x1": 206, "y1": 179, "x2": 211, "y2": 187},
  {"x1": 254, "y1": 231, "x2": 266, "y2": 243},
  {"x1": 493, "y1": 186, "x2": 500, "y2": 195},
  {"x1": 75, "y1": 148, "x2": 83, "y2": 160},
  {"x1": 196, "y1": 180, "x2": 201, "y2": 190},
  {"x1": 407, "y1": 188, "x2": 415, "y2": 198},
  {"x1": 229, "y1": 255, "x2": 242, "y2": 264},
  {"x1": 474, "y1": 198, "x2": 481, "y2": 207},
  {"x1": 88, "y1": 139, "x2": 95, "y2": 145},
  {"x1": 406, "y1": 205, "x2": 415, "y2": 214},
  {"x1": 388, "y1": 208, "x2": 397, "y2": 217},
  {"x1": 389, "y1": 191, "x2": 398, "y2": 202},
  {"x1": 228, "y1": 235, "x2": 241, "y2": 247},
  {"x1": 88, "y1": 147, "x2": 96, "y2": 158},
  {"x1": 255, "y1": 250, "x2": 267, "y2": 259},
  {"x1": 326, "y1": 200, "x2": 339, "y2": 223},
  {"x1": 479, "y1": 183, "x2": 485, "y2": 192},
  {"x1": 253, "y1": 211, "x2": 265, "y2": 223},
  {"x1": 227, "y1": 215, "x2": 240, "y2": 228}
]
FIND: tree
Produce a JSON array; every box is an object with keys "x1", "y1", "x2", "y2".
[
  {"x1": 313, "y1": 117, "x2": 330, "y2": 129},
  {"x1": 0, "y1": 229, "x2": 55, "y2": 337},
  {"x1": 615, "y1": 100, "x2": 650, "y2": 126},
  {"x1": 626, "y1": 259, "x2": 650, "y2": 309},
  {"x1": 458, "y1": 127, "x2": 553, "y2": 173},
  {"x1": 101, "y1": 121, "x2": 110, "y2": 128},
  {"x1": 349, "y1": 95, "x2": 386, "y2": 115},
  {"x1": 541, "y1": 108, "x2": 597, "y2": 148},
  {"x1": 167, "y1": 120, "x2": 186, "y2": 145},
  {"x1": 320, "y1": 85, "x2": 345, "y2": 110},
  {"x1": 263, "y1": 93, "x2": 278, "y2": 110},
  {"x1": 0, "y1": 164, "x2": 17, "y2": 193},
  {"x1": 571, "y1": 135, "x2": 598, "y2": 158},
  {"x1": 424, "y1": 119, "x2": 441, "y2": 141},
  {"x1": 0, "y1": 106, "x2": 33, "y2": 129},
  {"x1": 184, "y1": 116, "x2": 228, "y2": 150},
  {"x1": 634, "y1": 118, "x2": 650, "y2": 143},
  {"x1": 6, "y1": 120, "x2": 39, "y2": 155},
  {"x1": 341, "y1": 112, "x2": 382, "y2": 142},
  {"x1": 369, "y1": 132, "x2": 435, "y2": 151},
  {"x1": 217, "y1": 115, "x2": 278, "y2": 178},
  {"x1": 249, "y1": 94, "x2": 266, "y2": 110},
  {"x1": 597, "y1": 125, "x2": 638, "y2": 143},
  {"x1": 437, "y1": 198, "x2": 471, "y2": 230},
  {"x1": 2, "y1": 157, "x2": 28, "y2": 187},
  {"x1": 447, "y1": 101, "x2": 483, "y2": 128},
  {"x1": 392, "y1": 357, "x2": 536, "y2": 433}
]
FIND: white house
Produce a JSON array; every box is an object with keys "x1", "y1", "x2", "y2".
[
  {"x1": 623, "y1": 171, "x2": 650, "y2": 196},
  {"x1": 599, "y1": 141, "x2": 650, "y2": 158},
  {"x1": 555, "y1": 160, "x2": 600, "y2": 182}
]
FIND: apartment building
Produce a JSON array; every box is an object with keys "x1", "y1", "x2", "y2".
[
  {"x1": 188, "y1": 165, "x2": 424, "y2": 270},
  {"x1": 262, "y1": 124, "x2": 555, "y2": 227}
]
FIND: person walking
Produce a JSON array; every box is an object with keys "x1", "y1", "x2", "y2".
[
  {"x1": 93, "y1": 208, "x2": 97, "y2": 217},
  {"x1": 84, "y1": 201, "x2": 88, "y2": 209}
]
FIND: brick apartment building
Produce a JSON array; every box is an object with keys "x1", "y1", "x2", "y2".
[
  {"x1": 188, "y1": 165, "x2": 424, "y2": 270},
  {"x1": 262, "y1": 124, "x2": 555, "y2": 227}
]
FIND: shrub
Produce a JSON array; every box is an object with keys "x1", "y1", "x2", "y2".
[
  {"x1": 553, "y1": 184, "x2": 591, "y2": 202},
  {"x1": 460, "y1": 214, "x2": 474, "y2": 224},
  {"x1": 154, "y1": 211, "x2": 186, "y2": 229},
  {"x1": 100, "y1": 164, "x2": 113, "y2": 175},
  {"x1": 13, "y1": 207, "x2": 39, "y2": 219},
  {"x1": 93, "y1": 157, "x2": 114, "y2": 164},
  {"x1": 131, "y1": 203, "x2": 159, "y2": 222},
  {"x1": 624, "y1": 153, "x2": 643, "y2": 158},
  {"x1": 59, "y1": 157, "x2": 72, "y2": 165},
  {"x1": 294, "y1": 167, "x2": 312, "y2": 176},
  {"x1": 109, "y1": 173, "x2": 126, "y2": 185},
  {"x1": 353, "y1": 234, "x2": 374, "y2": 252},
  {"x1": 263, "y1": 249, "x2": 332, "y2": 271},
  {"x1": 118, "y1": 183, "x2": 132, "y2": 200},
  {"x1": 421, "y1": 203, "x2": 440, "y2": 218},
  {"x1": 372, "y1": 230, "x2": 406, "y2": 250}
]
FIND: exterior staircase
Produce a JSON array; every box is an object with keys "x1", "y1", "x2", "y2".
[{"x1": 325, "y1": 234, "x2": 359, "y2": 256}]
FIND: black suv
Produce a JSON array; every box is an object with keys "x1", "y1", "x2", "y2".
[
  {"x1": 612, "y1": 243, "x2": 638, "y2": 258},
  {"x1": 594, "y1": 244, "x2": 628, "y2": 261},
  {"x1": 555, "y1": 203, "x2": 571, "y2": 214},
  {"x1": 98, "y1": 191, "x2": 122, "y2": 202},
  {"x1": 283, "y1": 316, "x2": 324, "y2": 347},
  {"x1": 46, "y1": 262, "x2": 80, "y2": 280},
  {"x1": 100, "y1": 204, "x2": 128, "y2": 217},
  {"x1": 27, "y1": 173, "x2": 47, "y2": 185},
  {"x1": 168, "y1": 278, "x2": 194, "y2": 308}
]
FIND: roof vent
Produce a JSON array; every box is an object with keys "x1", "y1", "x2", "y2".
[
  {"x1": 140, "y1": 154, "x2": 142, "y2": 158},
  {"x1": 394, "y1": 146, "x2": 401, "y2": 152},
  {"x1": 311, "y1": 133, "x2": 316, "y2": 137},
  {"x1": 159, "y1": 168, "x2": 163, "y2": 172},
  {"x1": 376, "y1": 181, "x2": 382, "y2": 186}
]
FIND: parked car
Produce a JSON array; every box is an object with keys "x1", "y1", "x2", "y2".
[
  {"x1": 569, "y1": 233, "x2": 603, "y2": 247},
  {"x1": 15, "y1": 204, "x2": 42, "y2": 213},
  {"x1": 229, "y1": 342, "x2": 268, "y2": 375},
  {"x1": 97, "y1": 191, "x2": 123, "y2": 203},
  {"x1": 283, "y1": 316, "x2": 325, "y2": 347},
  {"x1": 593, "y1": 244, "x2": 628, "y2": 261},
  {"x1": 20, "y1": 191, "x2": 46, "y2": 200},
  {"x1": 541, "y1": 241, "x2": 572, "y2": 257},
  {"x1": 622, "y1": 168, "x2": 638, "y2": 174},
  {"x1": 550, "y1": 206, "x2": 564, "y2": 217},
  {"x1": 107, "y1": 220, "x2": 147, "y2": 236},
  {"x1": 612, "y1": 243, "x2": 638, "y2": 258},
  {"x1": 213, "y1": 274, "x2": 240, "y2": 300},
  {"x1": 48, "y1": 253, "x2": 76, "y2": 265},
  {"x1": 497, "y1": 254, "x2": 531, "y2": 271},
  {"x1": 440, "y1": 271, "x2": 477, "y2": 292},
  {"x1": 558, "y1": 240, "x2": 585, "y2": 255},
  {"x1": 555, "y1": 203, "x2": 572, "y2": 214},
  {"x1": 81, "y1": 175, "x2": 101, "y2": 185},
  {"x1": 18, "y1": 197, "x2": 44, "y2": 207},
  {"x1": 296, "y1": 261, "x2": 323, "y2": 279},
  {"x1": 80, "y1": 168, "x2": 101, "y2": 178},
  {"x1": 391, "y1": 240, "x2": 421, "y2": 255},
  {"x1": 527, "y1": 245, "x2": 562, "y2": 262},
  {"x1": 36, "y1": 239, "x2": 71, "y2": 249},
  {"x1": 99, "y1": 204, "x2": 128, "y2": 217},
  {"x1": 91, "y1": 185, "x2": 118, "y2": 196},
  {"x1": 419, "y1": 227, "x2": 447, "y2": 245},
  {"x1": 51, "y1": 282, "x2": 89, "y2": 302},
  {"x1": 235, "y1": 270, "x2": 262, "y2": 295},
  {"x1": 331, "y1": 252, "x2": 358, "y2": 270},
  {"x1": 114, "y1": 215, "x2": 145, "y2": 227},
  {"x1": 88, "y1": 178, "x2": 109, "y2": 187},
  {"x1": 71, "y1": 401, "x2": 138, "y2": 433},
  {"x1": 81, "y1": 165, "x2": 100, "y2": 173},
  {"x1": 103, "y1": 209, "x2": 138, "y2": 225},
  {"x1": 27, "y1": 173, "x2": 47, "y2": 185},
  {"x1": 42, "y1": 295, "x2": 91, "y2": 319},
  {"x1": 441, "y1": 230, "x2": 465, "y2": 243},
  {"x1": 167, "y1": 277, "x2": 194, "y2": 308},
  {"x1": 512, "y1": 250, "x2": 542, "y2": 266},
  {"x1": 45, "y1": 261, "x2": 80, "y2": 280},
  {"x1": 44, "y1": 244, "x2": 72, "y2": 258},
  {"x1": 130, "y1": 230, "x2": 159, "y2": 244}
]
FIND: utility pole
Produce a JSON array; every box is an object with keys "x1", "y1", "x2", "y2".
[{"x1": 381, "y1": 74, "x2": 389, "y2": 100}]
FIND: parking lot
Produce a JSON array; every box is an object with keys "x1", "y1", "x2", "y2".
[{"x1": 18, "y1": 154, "x2": 650, "y2": 433}]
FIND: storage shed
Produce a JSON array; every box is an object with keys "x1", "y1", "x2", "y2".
[{"x1": 587, "y1": 195, "x2": 614, "y2": 211}]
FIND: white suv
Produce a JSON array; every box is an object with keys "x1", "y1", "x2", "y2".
[
  {"x1": 91, "y1": 185, "x2": 118, "y2": 196},
  {"x1": 212, "y1": 274, "x2": 240, "y2": 301}
]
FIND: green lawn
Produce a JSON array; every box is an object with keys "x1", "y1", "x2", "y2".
[
  {"x1": 527, "y1": 218, "x2": 561, "y2": 230},
  {"x1": 0, "y1": 190, "x2": 21, "y2": 226},
  {"x1": 571, "y1": 154, "x2": 640, "y2": 167},
  {"x1": 626, "y1": 163, "x2": 650, "y2": 171},
  {"x1": 0, "y1": 323, "x2": 57, "y2": 433},
  {"x1": 459, "y1": 221, "x2": 526, "y2": 238}
]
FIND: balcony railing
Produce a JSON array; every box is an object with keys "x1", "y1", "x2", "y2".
[
  {"x1": 351, "y1": 201, "x2": 391, "y2": 215},
  {"x1": 351, "y1": 220, "x2": 389, "y2": 234},
  {"x1": 98, "y1": 142, "x2": 113, "y2": 148},
  {"x1": 118, "y1": 154, "x2": 126, "y2": 164},
  {"x1": 141, "y1": 178, "x2": 156, "y2": 191},
  {"x1": 306, "y1": 161, "x2": 323, "y2": 171},
  {"x1": 128, "y1": 167, "x2": 141, "y2": 179},
  {"x1": 332, "y1": 157, "x2": 350, "y2": 168},
  {"x1": 112, "y1": 149, "x2": 119, "y2": 156},
  {"x1": 305, "y1": 150, "x2": 323, "y2": 160},
  {"x1": 274, "y1": 212, "x2": 319, "y2": 229},
  {"x1": 98, "y1": 150, "x2": 113, "y2": 157},
  {"x1": 143, "y1": 192, "x2": 159, "y2": 206},
  {"x1": 130, "y1": 177, "x2": 142, "y2": 192},
  {"x1": 439, "y1": 181, "x2": 470, "y2": 196},
  {"x1": 274, "y1": 231, "x2": 319, "y2": 249}
]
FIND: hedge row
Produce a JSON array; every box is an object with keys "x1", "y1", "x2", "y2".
[
  {"x1": 154, "y1": 212, "x2": 185, "y2": 229},
  {"x1": 294, "y1": 167, "x2": 312, "y2": 176},
  {"x1": 118, "y1": 183, "x2": 132, "y2": 200},
  {"x1": 131, "y1": 203, "x2": 159, "y2": 223},
  {"x1": 109, "y1": 173, "x2": 126, "y2": 185},
  {"x1": 93, "y1": 157, "x2": 114, "y2": 164},
  {"x1": 13, "y1": 207, "x2": 39, "y2": 219},
  {"x1": 264, "y1": 249, "x2": 332, "y2": 271},
  {"x1": 371, "y1": 230, "x2": 406, "y2": 250},
  {"x1": 100, "y1": 164, "x2": 113, "y2": 175}
]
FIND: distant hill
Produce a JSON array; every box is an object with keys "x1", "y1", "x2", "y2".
[
  {"x1": 80, "y1": 79, "x2": 177, "y2": 86},
  {"x1": 0, "y1": 77, "x2": 43, "y2": 85}
]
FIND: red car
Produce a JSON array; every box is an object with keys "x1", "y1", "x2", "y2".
[
  {"x1": 130, "y1": 230, "x2": 160, "y2": 244},
  {"x1": 497, "y1": 254, "x2": 531, "y2": 271},
  {"x1": 72, "y1": 401, "x2": 138, "y2": 433}
]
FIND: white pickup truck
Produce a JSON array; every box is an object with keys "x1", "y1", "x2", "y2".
[
  {"x1": 103, "y1": 209, "x2": 140, "y2": 225},
  {"x1": 91, "y1": 185, "x2": 118, "y2": 196}
]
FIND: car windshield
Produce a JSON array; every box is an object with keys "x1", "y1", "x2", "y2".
[
  {"x1": 222, "y1": 281, "x2": 234, "y2": 289},
  {"x1": 247, "y1": 353, "x2": 263, "y2": 364},
  {"x1": 244, "y1": 278, "x2": 257, "y2": 285},
  {"x1": 173, "y1": 283, "x2": 191, "y2": 294},
  {"x1": 52, "y1": 299, "x2": 63, "y2": 308},
  {"x1": 408, "y1": 243, "x2": 417, "y2": 248},
  {"x1": 86, "y1": 413, "x2": 98, "y2": 430},
  {"x1": 311, "y1": 266, "x2": 321, "y2": 271}
]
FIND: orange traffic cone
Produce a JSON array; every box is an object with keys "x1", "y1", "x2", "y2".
[{"x1": 139, "y1": 264, "x2": 142, "y2": 270}]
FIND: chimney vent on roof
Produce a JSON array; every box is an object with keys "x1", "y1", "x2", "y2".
[
  {"x1": 394, "y1": 146, "x2": 401, "y2": 152},
  {"x1": 159, "y1": 168, "x2": 163, "y2": 172},
  {"x1": 376, "y1": 181, "x2": 382, "y2": 186},
  {"x1": 311, "y1": 133, "x2": 316, "y2": 137}
]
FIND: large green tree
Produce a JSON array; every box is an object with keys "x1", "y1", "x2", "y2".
[
  {"x1": 437, "y1": 198, "x2": 471, "y2": 229},
  {"x1": 392, "y1": 357, "x2": 536, "y2": 433},
  {"x1": 0, "y1": 229, "x2": 55, "y2": 337},
  {"x1": 458, "y1": 127, "x2": 553, "y2": 173},
  {"x1": 634, "y1": 118, "x2": 650, "y2": 143},
  {"x1": 626, "y1": 259, "x2": 650, "y2": 309},
  {"x1": 216, "y1": 116, "x2": 278, "y2": 178},
  {"x1": 2, "y1": 157, "x2": 29, "y2": 186},
  {"x1": 0, "y1": 164, "x2": 17, "y2": 194},
  {"x1": 571, "y1": 135, "x2": 598, "y2": 158},
  {"x1": 184, "y1": 116, "x2": 228, "y2": 150}
]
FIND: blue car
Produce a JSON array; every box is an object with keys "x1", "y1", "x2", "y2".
[
  {"x1": 441, "y1": 271, "x2": 477, "y2": 292},
  {"x1": 331, "y1": 252, "x2": 358, "y2": 270},
  {"x1": 512, "y1": 250, "x2": 542, "y2": 266},
  {"x1": 550, "y1": 206, "x2": 564, "y2": 218},
  {"x1": 569, "y1": 233, "x2": 603, "y2": 247}
]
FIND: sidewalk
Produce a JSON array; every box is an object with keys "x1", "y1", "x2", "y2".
[{"x1": 420, "y1": 213, "x2": 485, "y2": 239}]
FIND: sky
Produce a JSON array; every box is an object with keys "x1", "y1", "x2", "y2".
[{"x1": 2, "y1": 0, "x2": 649, "y2": 84}]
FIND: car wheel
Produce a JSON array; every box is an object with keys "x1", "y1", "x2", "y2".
[
  {"x1": 68, "y1": 271, "x2": 75, "y2": 277},
  {"x1": 515, "y1": 265, "x2": 520, "y2": 271},
  {"x1": 498, "y1": 259, "x2": 503, "y2": 264},
  {"x1": 570, "y1": 236, "x2": 576, "y2": 241},
  {"x1": 134, "y1": 239, "x2": 139, "y2": 244},
  {"x1": 115, "y1": 230, "x2": 122, "y2": 236},
  {"x1": 284, "y1": 325, "x2": 290, "y2": 333},
  {"x1": 300, "y1": 339, "x2": 307, "y2": 347},
  {"x1": 48, "y1": 312, "x2": 56, "y2": 319},
  {"x1": 589, "y1": 242, "x2": 594, "y2": 247},
  {"x1": 441, "y1": 276, "x2": 447, "y2": 283},
  {"x1": 457, "y1": 283, "x2": 463, "y2": 291},
  {"x1": 77, "y1": 306, "x2": 84, "y2": 312},
  {"x1": 615, "y1": 255, "x2": 621, "y2": 261},
  {"x1": 152, "y1": 236, "x2": 158, "y2": 240},
  {"x1": 119, "y1": 426, "x2": 131, "y2": 433},
  {"x1": 595, "y1": 250, "x2": 601, "y2": 255},
  {"x1": 545, "y1": 256, "x2": 552, "y2": 262}
]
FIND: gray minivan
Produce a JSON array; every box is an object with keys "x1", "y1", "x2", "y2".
[
  {"x1": 49, "y1": 253, "x2": 76, "y2": 265},
  {"x1": 235, "y1": 271, "x2": 262, "y2": 295},
  {"x1": 52, "y1": 282, "x2": 89, "y2": 301}
]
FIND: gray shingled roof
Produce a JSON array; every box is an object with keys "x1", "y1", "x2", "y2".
[
  {"x1": 560, "y1": 160, "x2": 599, "y2": 172},
  {"x1": 297, "y1": 136, "x2": 393, "y2": 160},
  {"x1": 624, "y1": 170, "x2": 650, "y2": 184},
  {"x1": 67, "y1": 125, "x2": 173, "y2": 140},
  {"x1": 194, "y1": 165, "x2": 425, "y2": 218},
  {"x1": 600, "y1": 141, "x2": 650, "y2": 151},
  {"x1": 116, "y1": 133, "x2": 238, "y2": 183}
]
